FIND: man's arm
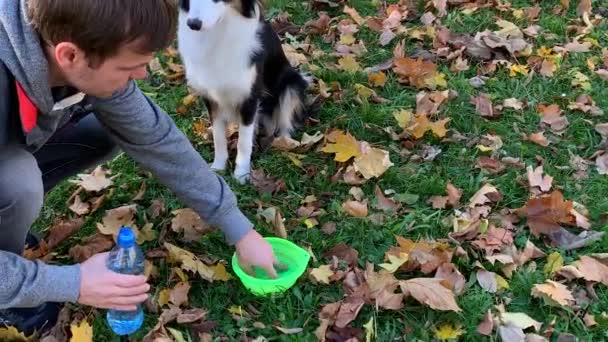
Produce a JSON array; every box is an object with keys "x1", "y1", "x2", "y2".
[{"x1": 89, "y1": 81, "x2": 253, "y2": 245}]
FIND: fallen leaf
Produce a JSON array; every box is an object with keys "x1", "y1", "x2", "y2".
[
  {"x1": 177, "y1": 308, "x2": 207, "y2": 324},
  {"x1": 434, "y1": 263, "x2": 466, "y2": 295},
  {"x1": 69, "y1": 320, "x2": 92, "y2": 342},
  {"x1": 539, "y1": 104, "x2": 568, "y2": 133},
  {"x1": 46, "y1": 217, "x2": 85, "y2": 250},
  {"x1": 596, "y1": 154, "x2": 608, "y2": 175},
  {"x1": 500, "y1": 312, "x2": 542, "y2": 331},
  {"x1": 393, "y1": 57, "x2": 439, "y2": 89},
  {"x1": 321, "y1": 131, "x2": 361, "y2": 162},
  {"x1": 596, "y1": 69, "x2": 608, "y2": 80},
  {"x1": 257, "y1": 206, "x2": 287, "y2": 238},
  {"x1": 364, "y1": 317, "x2": 375, "y2": 342},
  {"x1": 368, "y1": 72, "x2": 387, "y2": 87},
  {"x1": 477, "y1": 156, "x2": 505, "y2": 174},
  {"x1": 96, "y1": 204, "x2": 138, "y2": 238},
  {"x1": 171, "y1": 208, "x2": 212, "y2": 242},
  {"x1": 573, "y1": 256, "x2": 608, "y2": 286},
  {"x1": 379, "y1": 253, "x2": 409, "y2": 273},
  {"x1": 498, "y1": 324, "x2": 525, "y2": 341},
  {"x1": 531, "y1": 280, "x2": 575, "y2": 307},
  {"x1": 434, "y1": 324, "x2": 464, "y2": 341},
  {"x1": 336, "y1": 297, "x2": 365, "y2": 328},
  {"x1": 353, "y1": 142, "x2": 393, "y2": 179},
  {"x1": 71, "y1": 166, "x2": 113, "y2": 192},
  {"x1": 528, "y1": 132, "x2": 550, "y2": 146},
  {"x1": 374, "y1": 186, "x2": 400, "y2": 212},
  {"x1": 468, "y1": 184, "x2": 500, "y2": 207},
  {"x1": 400, "y1": 278, "x2": 461, "y2": 311},
  {"x1": 338, "y1": 55, "x2": 362, "y2": 72},
  {"x1": 0, "y1": 326, "x2": 29, "y2": 342},
  {"x1": 275, "y1": 326, "x2": 304, "y2": 335},
  {"x1": 310, "y1": 265, "x2": 335, "y2": 284},
  {"x1": 518, "y1": 240, "x2": 546, "y2": 266},
  {"x1": 322, "y1": 222, "x2": 337, "y2": 235},
  {"x1": 503, "y1": 98, "x2": 524, "y2": 110},
  {"x1": 148, "y1": 199, "x2": 166, "y2": 219},
  {"x1": 69, "y1": 233, "x2": 114, "y2": 263},
  {"x1": 324, "y1": 243, "x2": 359, "y2": 268},
  {"x1": 69, "y1": 195, "x2": 90, "y2": 216},
  {"x1": 169, "y1": 282, "x2": 191, "y2": 307},
  {"x1": 342, "y1": 200, "x2": 368, "y2": 217},
  {"x1": 545, "y1": 252, "x2": 564, "y2": 276},
  {"x1": 583, "y1": 313, "x2": 597, "y2": 327},
  {"x1": 477, "y1": 310, "x2": 494, "y2": 336},
  {"x1": 137, "y1": 223, "x2": 157, "y2": 245},
  {"x1": 477, "y1": 269, "x2": 498, "y2": 293},
  {"x1": 471, "y1": 93, "x2": 497, "y2": 118},
  {"x1": 517, "y1": 191, "x2": 578, "y2": 237},
  {"x1": 250, "y1": 169, "x2": 286, "y2": 195},
  {"x1": 272, "y1": 136, "x2": 301, "y2": 151},
  {"x1": 407, "y1": 113, "x2": 450, "y2": 139},
  {"x1": 527, "y1": 165, "x2": 554, "y2": 192},
  {"x1": 540, "y1": 59, "x2": 558, "y2": 77}
]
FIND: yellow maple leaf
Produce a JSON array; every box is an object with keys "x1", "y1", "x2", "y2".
[
  {"x1": 368, "y1": 71, "x2": 387, "y2": 87},
  {"x1": 321, "y1": 131, "x2": 361, "y2": 162},
  {"x1": 353, "y1": 143, "x2": 393, "y2": 179},
  {"x1": 340, "y1": 34, "x2": 356, "y2": 45},
  {"x1": 393, "y1": 109, "x2": 413, "y2": 130},
  {"x1": 70, "y1": 320, "x2": 93, "y2": 342},
  {"x1": 379, "y1": 252, "x2": 409, "y2": 273},
  {"x1": 510, "y1": 64, "x2": 529, "y2": 77},
  {"x1": 310, "y1": 265, "x2": 335, "y2": 284},
  {"x1": 158, "y1": 288, "x2": 171, "y2": 307},
  {"x1": 136, "y1": 222, "x2": 157, "y2": 244},
  {"x1": 572, "y1": 71, "x2": 591, "y2": 90},
  {"x1": 496, "y1": 274, "x2": 510, "y2": 291},
  {"x1": 424, "y1": 72, "x2": 448, "y2": 89},
  {"x1": 544, "y1": 252, "x2": 564, "y2": 276},
  {"x1": 229, "y1": 305, "x2": 245, "y2": 316},
  {"x1": 407, "y1": 114, "x2": 450, "y2": 139},
  {"x1": 434, "y1": 323, "x2": 465, "y2": 340},
  {"x1": 211, "y1": 263, "x2": 233, "y2": 281},
  {"x1": 0, "y1": 326, "x2": 29, "y2": 342},
  {"x1": 354, "y1": 83, "x2": 375, "y2": 101},
  {"x1": 338, "y1": 55, "x2": 361, "y2": 73}
]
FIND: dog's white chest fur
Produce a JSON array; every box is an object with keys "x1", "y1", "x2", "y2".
[{"x1": 178, "y1": 11, "x2": 261, "y2": 112}]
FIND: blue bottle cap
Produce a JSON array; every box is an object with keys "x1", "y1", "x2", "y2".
[{"x1": 117, "y1": 226, "x2": 136, "y2": 248}]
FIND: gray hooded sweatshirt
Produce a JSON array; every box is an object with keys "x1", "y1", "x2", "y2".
[{"x1": 0, "y1": 0, "x2": 253, "y2": 308}]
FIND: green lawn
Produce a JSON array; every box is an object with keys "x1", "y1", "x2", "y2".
[{"x1": 31, "y1": 0, "x2": 608, "y2": 341}]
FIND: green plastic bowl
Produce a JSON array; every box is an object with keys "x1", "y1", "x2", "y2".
[{"x1": 232, "y1": 237, "x2": 310, "y2": 296}]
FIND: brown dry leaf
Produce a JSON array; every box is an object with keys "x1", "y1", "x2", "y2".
[
  {"x1": 342, "y1": 200, "x2": 368, "y2": 217},
  {"x1": 565, "y1": 41, "x2": 592, "y2": 52},
  {"x1": 527, "y1": 165, "x2": 554, "y2": 192},
  {"x1": 434, "y1": 263, "x2": 466, "y2": 295},
  {"x1": 596, "y1": 154, "x2": 608, "y2": 175},
  {"x1": 177, "y1": 308, "x2": 207, "y2": 324},
  {"x1": 393, "y1": 57, "x2": 439, "y2": 89},
  {"x1": 321, "y1": 130, "x2": 361, "y2": 162},
  {"x1": 343, "y1": 165, "x2": 366, "y2": 185},
  {"x1": 531, "y1": 280, "x2": 575, "y2": 307},
  {"x1": 450, "y1": 57, "x2": 470, "y2": 72},
  {"x1": 476, "y1": 269, "x2": 498, "y2": 293},
  {"x1": 96, "y1": 204, "x2": 138, "y2": 238},
  {"x1": 69, "y1": 195, "x2": 90, "y2": 216},
  {"x1": 471, "y1": 93, "x2": 498, "y2": 118},
  {"x1": 69, "y1": 233, "x2": 114, "y2": 263},
  {"x1": 574, "y1": 256, "x2": 608, "y2": 286},
  {"x1": 516, "y1": 191, "x2": 579, "y2": 237},
  {"x1": 46, "y1": 217, "x2": 85, "y2": 250},
  {"x1": 353, "y1": 142, "x2": 393, "y2": 179},
  {"x1": 171, "y1": 208, "x2": 213, "y2": 242},
  {"x1": 472, "y1": 227, "x2": 514, "y2": 255},
  {"x1": 518, "y1": 240, "x2": 546, "y2": 266},
  {"x1": 528, "y1": 132, "x2": 550, "y2": 146},
  {"x1": 310, "y1": 265, "x2": 335, "y2": 284},
  {"x1": 577, "y1": 0, "x2": 592, "y2": 16},
  {"x1": 335, "y1": 297, "x2": 365, "y2": 329},
  {"x1": 503, "y1": 98, "x2": 524, "y2": 110},
  {"x1": 477, "y1": 156, "x2": 505, "y2": 174},
  {"x1": 468, "y1": 184, "x2": 500, "y2": 208},
  {"x1": 169, "y1": 282, "x2": 191, "y2": 307},
  {"x1": 368, "y1": 71, "x2": 387, "y2": 87},
  {"x1": 477, "y1": 310, "x2": 494, "y2": 336},
  {"x1": 540, "y1": 59, "x2": 558, "y2": 77},
  {"x1": 272, "y1": 136, "x2": 301, "y2": 151},
  {"x1": 539, "y1": 104, "x2": 569, "y2": 133},
  {"x1": 583, "y1": 313, "x2": 597, "y2": 328},
  {"x1": 374, "y1": 186, "x2": 400, "y2": 212},
  {"x1": 71, "y1": 166, "x2": 113, "y2": 192},
  {"x1": 399, "y1": 278, "x2": 461, "y2": 311},
  {"x1": 343, "y1": 5, "x2": 365, "y2": 25},
  {"x1": 148, "y1": 199, "x2": 166, "y2": 219},
  {"x1": 250, "y1": 169, "x2": 286, "y2": 195},
  {"x1": 257, "y1": 206, "x2": 287, "y2": 238}
]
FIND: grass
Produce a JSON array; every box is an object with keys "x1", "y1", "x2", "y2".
[{"x1": 33, "y1": 0, "x2": 608, "y2": 341}]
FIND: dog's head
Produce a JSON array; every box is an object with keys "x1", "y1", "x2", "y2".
[{"x1": 179, "y1": 0, "x2": 259, "y2": 31}]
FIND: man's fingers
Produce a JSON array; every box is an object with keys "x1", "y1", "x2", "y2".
[
  {"x1": 111, "y1": 273, "x2": 148, "y2": 287},
  {"x1": 111, "y1": 293, "x2": 149, "y2": 306},
  {"x1": 263, "y1": 264, "x2": 279, "y2": 279},
  {"x1": 110, "y1": 304, "x2": 139, "y2": 311},
  {"x1": 113, "y1": 283, "x2": 150, "y2": 297}
]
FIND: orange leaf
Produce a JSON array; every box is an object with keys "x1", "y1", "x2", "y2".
[{"x1": 399, "y1": 278, "x2": 461, "y2": 312}]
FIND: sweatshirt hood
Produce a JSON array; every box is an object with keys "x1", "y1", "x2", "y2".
[{"x1": 0, "y1": 0, "x2": 55, "y2": 114}]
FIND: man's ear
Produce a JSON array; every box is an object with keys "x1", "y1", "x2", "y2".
[{"x1": 54, "y1": 42, "x2": 86, "y2": 70}]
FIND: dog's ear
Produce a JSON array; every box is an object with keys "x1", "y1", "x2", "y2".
[{"x1": 179, "y1": 0, "x2": 190, "y2": 12}]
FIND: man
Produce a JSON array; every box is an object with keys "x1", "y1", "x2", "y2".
[{"x1": 0, "y1": 0, "x2": 278, "y2": 335}]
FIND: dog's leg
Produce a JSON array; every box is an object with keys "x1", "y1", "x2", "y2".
[
  {"x1": 210, "y1": 117, "x2": 229, "y2": 171},
  {"x1": 277, "y1": 87, "x2": 304, "y2": 138},
  {"x1": 233, "y1": 98, "x2": 258, "y2": 184}
]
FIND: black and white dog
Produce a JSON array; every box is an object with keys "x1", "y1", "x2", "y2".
[{"x1": 177, "y1": 0, "x2": 309, "y2": 183}]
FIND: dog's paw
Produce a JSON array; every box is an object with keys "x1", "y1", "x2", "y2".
[
  {"x1": 233, "y1": 166, "x2": 251, "y2": 184},
  {"x1": 210, "y1": 160, "x2": 227, "y2": 172}
]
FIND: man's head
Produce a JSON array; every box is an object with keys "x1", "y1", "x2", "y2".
[{"x1": 28, "y1": 0, "x2": 177, "y2": 98}]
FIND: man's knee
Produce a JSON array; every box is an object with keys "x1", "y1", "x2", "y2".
[{"x1": 0, "y1": 147, "x2": 44, "y2": 216}]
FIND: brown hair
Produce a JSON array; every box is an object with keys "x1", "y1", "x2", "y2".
[{"x1": 27, "y1": 0, "x2": 177, "y2": 65}]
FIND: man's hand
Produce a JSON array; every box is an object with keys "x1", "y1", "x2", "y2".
[
  {"x1": 78, "y1": 252, "x2": 150, "y2": 311},
  {"x1": 235, "y1": 229, "x2": 279, "y2": 279}
]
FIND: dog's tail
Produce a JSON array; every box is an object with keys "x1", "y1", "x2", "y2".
[{"x1": 271, "y1": 68, "x2": 311, "y2": 137}]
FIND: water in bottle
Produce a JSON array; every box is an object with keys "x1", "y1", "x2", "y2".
[{"x1": 106, "y1": 226, "x2": 145, "y2": 335}]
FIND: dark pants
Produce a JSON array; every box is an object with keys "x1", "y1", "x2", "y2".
[{"x1": 0, "y1": 113, "x2": 118, "y2": 255}]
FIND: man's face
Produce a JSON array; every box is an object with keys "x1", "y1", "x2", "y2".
[{"x1": 59, "y1": 43, "x2": 153, "y2": 98}]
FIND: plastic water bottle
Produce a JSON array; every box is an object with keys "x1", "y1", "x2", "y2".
[{"x1": 106, "y1": 226, "x2": 145, "y2": 336}]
